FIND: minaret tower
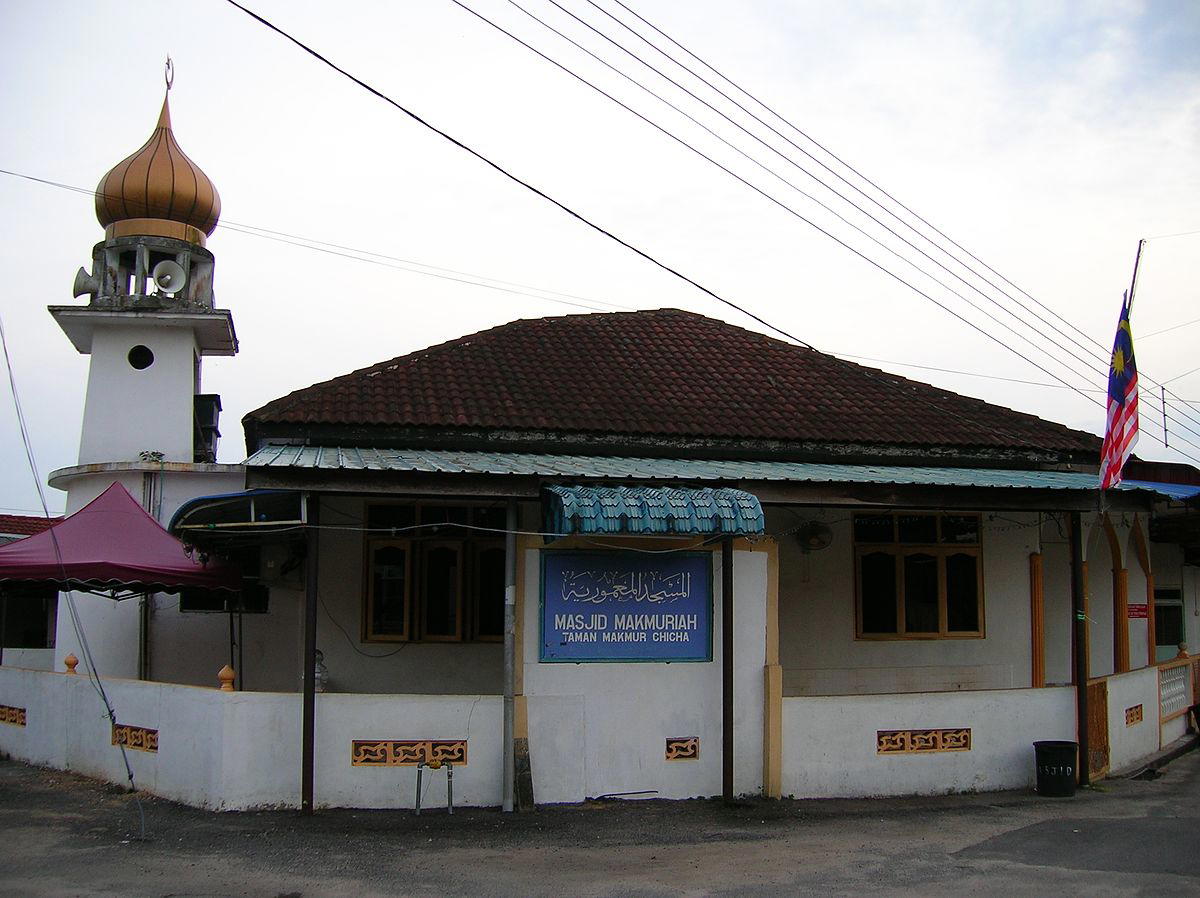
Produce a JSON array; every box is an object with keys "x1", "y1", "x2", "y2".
[
  {"x1": 47, "y1": 65, "x2": 243, "y2": 680},
  {"x1": 50, "y1": 64, "x2": 236, "y2": 469}
]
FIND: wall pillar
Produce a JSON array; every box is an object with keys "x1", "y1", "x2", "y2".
[
  {"x1": 1146, "y1": 573, "x2": 1157, "y2": 668},
  {"x1": 1030, "y1": 552, "x2": 1045, "y2": 688},
  {"x1": 762, "y1": 540, "x2": 782, "y2": 798},
  {"x1": 300, "y1": 494, "x2": 319, "y2": 813},
  {"x1": 722, "y1": 537, "x2": 735, "y2": 803},
  {"x1": 1070, "y1": 511, "x2": 1090, "y2": 787},
  {"x1": 1113, "y1": 568, "x2": 1130, "y2": 673}
]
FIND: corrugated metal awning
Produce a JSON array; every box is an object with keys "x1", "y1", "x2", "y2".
[
  {"x1": 244, "y1": 445, "x2": 1182, "y2": 497},
  {"x1": 1120, "y1": 480, "x2": 1200, "y2": 502},
  {"x1": 543, "y1": 485, "x2": 764, "y2": 536}
]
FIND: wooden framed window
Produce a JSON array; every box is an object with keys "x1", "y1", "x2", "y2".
[
  {"x1": 473, "y1": 540, "x2": 506, "y2": 641},
  {"x1": 419, "y1": 540, "x2": 463, "y2": 641},
  {"x1": 363, "y1": 503, "x2": 507, "y2": 643},
  {"x1": 365, "y1": 538, "x2": 411, "y2": 641},
  {"x1": 854, "y1": 512, "x2": 983, "y2": 639}
]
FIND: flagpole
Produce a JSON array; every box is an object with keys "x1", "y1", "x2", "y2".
[
  {"x1": 1126, "y1": 239, "x2": 1146, "y2": 314},
  {"x1": 1089, "y1": 244, "x2": 1145, "y2": 777}
]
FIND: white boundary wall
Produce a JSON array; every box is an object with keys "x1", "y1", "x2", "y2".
[
  {"x1": 782, "y1": 687, "x2": 1076, "y2": 797},
  {"x1": 523, "y1": 548, "x2": 767, "y2": 803},
  {"x1": 0, "y1": 666, "x2": 500, "y2": 810},
  {"x1": 1104, "y1": 667, "x2": 1161, "y2": 772}
]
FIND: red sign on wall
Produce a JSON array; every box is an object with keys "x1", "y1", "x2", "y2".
[{"x1": 1127, "y1": 603, "x2": 1149, "y2": 619}]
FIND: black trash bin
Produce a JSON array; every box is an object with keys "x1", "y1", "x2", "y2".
[{"x1": 1033, "y1": 740, "x2": 1078, "y2": 797}]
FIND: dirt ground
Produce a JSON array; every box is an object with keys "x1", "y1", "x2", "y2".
[{"x1": 1, "y1": 748, "x2": 1199, "y2": 897}]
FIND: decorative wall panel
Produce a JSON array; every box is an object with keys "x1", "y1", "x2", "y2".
[
  {"x1": 350, "y1": 739, "x2": 468, "y2": 767},
  {"x1": 665, "y1": 737, "x2": 699, "y2": 761},
  {"x1": 876, "y1": 728, "x2": 971, "y2": 754},
  {"x1": 111, "y1": 723, "x2": 158, "y2": 753},
  {"x1": 1125, "y1": 704, "x2": 1144, "y2": 726},
  {"x1": 0, "y1": 705, "x2": 26, "y2": 727}
]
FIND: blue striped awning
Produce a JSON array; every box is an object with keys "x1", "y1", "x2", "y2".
[{"x1": 543, "y1": 485, "x2": 764, "y2": 536}]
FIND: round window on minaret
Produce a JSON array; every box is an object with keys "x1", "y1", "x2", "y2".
[{"x1": 128, "y1": 345, "x2": 155, "y2": 370}]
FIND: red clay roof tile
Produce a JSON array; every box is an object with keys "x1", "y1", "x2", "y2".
[
  {"x1": 0, "y1": 514, "x2": 61, "y2": 538},
  {"x1": 246, "y1": 309, "x2": 1100, "y2": 454}
]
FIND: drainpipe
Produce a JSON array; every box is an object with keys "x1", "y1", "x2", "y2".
[
  {"x1": 1070, "y1": 510, "x2": 1090, "y2": 787},
  {"x1": 722, "y1": 536, "x2": 734, "y2": 803},
  {"x1": 301, "y1": 493, "x2": 320, "y2": 812},
  {"x1": 502, "y1": 500, "x2": 517, "y2": 813}
]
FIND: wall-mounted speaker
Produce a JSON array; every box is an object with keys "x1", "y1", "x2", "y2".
[
  {"x1": 72, "y1": 266, "x2": 100, "y2": 298},
  {"x1": 151, "y1": 260, "x2": 187, "y2": 294}
]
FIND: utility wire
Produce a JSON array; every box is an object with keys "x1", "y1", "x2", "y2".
[
  {"x1": 831, "y1": 351, "x2": 1200, "y2": 401},
  {"x1": 221, "y1": 220, "x2": 632, "y2": 311},
  {"x1": 553, "y1": 0, "x2": 1117, "y2": 392},
  {"x1": 525, "y1": 1, "x2": 1200, "y2": 452},
  {"x1": 12, "y1": 148, "x2": 1200, "y2": 446},
  {"x1": 585, "y1": 0, "x2": 1117, "y2": 379},
  {"x1": 601, "y1": 0, "x2": 1200, "y2": 448},
  {"x1": 11, "y1": 159, "x2": 1198, "y2": 429},
  {"x1": 0, "y1": 167, "x2": 632, "y2": 316},
  {"x1": 1141, "y1": 316, "x2": 1200, "y2": 341},
  {"x1": 1147, "y1": 228, "x2": 1200, "y2": 241},
  {"x1": 507, "y1": 0, "x2": 1120, "y2": 406},
  {"x1": 456, "y1": 0, "x2": 1106, "y2": 412},
  {"x1": 453, "y1": 0, "x2": 1200, "y2": 459},
  {"x1": 9, "y1": 5, "x2": 1193, "y2": 445},
  {"x1": 573, "y1": 0, "x2": 1200, "y2": 448},
  {"x1": 0, "y1": 309, "x2": 147, "y2": 840},
  {"x1": 219, "y1": 220, "x2": 626, "y2": 313},
  {"x1": 601, "y1": 0, "x2": 1117, "y2": 365},
  {"x1": 226, "y1": 0, "x2": 1058, "y2": 453}
]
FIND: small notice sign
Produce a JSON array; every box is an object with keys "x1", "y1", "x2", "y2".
[{"x1": 1128, "y1": 603, "x2": 1149, "y2": 619}]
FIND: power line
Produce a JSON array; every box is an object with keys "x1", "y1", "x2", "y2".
[
  {"x1": 554, "y1": 0, "x2": 1116, "y2": 389},
  {"x1": 219, "y1": 221, "x2": 626, "y2": 313},
  {"x1": 580, "y1": 0, "x2": 1115, "y2": 377},
  {"x1": 8, "y1": 162, "x2": 1198, "y2": 445},
  {"x1": 452, "y1": 0, "x2": 1200, "y2": 460},
  {"x1": 225, "y1": 0, "x2": 1078, "y2": 454},
  {"x1": 831, "y1": 352, "x2": 1196, "y2": 402},
  {"x1": 507, "y1": 0, "x2": 1118, "y2": 399},
  {"x1": 221, "y1": 220, "x2": 632, "y2": 312},
  {"x1": 448, "y1": 0, "x2": 1127, "y2": 438},
  {"x1": 487, "y1": 0, "x2": 1113, "y2": 403},
  {"x1": 578, "y1": 0, "x2": 1200, "y2": 448},
  {"x1": 596, "y1": 0, "x2": 1200, "y2": 450},
  {"x1": 1147, "y1": 228, "x2": 1200, "y2": 241},
  {"x1": 0, "y1": 308, "x2": 147, "y2": 839},
  {"x1": 1141, "y1": 316, "x2": 1200, "y2": 340},
  {"x1": 535, "y1": 0, "x2": 1200, "y2": 455},
  {"x1": 0, "y1": 166, "x2": 633, "y2": 316},
  {"x1": 600, "y1": 0, "x2": 1118, "y2": 364}
]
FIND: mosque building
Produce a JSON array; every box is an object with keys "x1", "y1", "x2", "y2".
[{"x1": 1, "y1": 83, "x2": 1198, "y2": 811}]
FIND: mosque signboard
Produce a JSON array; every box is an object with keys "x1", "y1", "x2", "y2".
[{"x1": 540, "y1": 551, "x2": 712, "y2": 662}]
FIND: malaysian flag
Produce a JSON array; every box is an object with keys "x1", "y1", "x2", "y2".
[{"x1": 1100, "y1": 292, "x2": 1138, "y2": 489}]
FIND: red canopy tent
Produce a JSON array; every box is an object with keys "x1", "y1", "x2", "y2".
[{"x1": 0, "y1": 482, "x2": 240, "y2": 596}]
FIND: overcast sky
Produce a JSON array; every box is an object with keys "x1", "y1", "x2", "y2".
[{"x1": 1, "y1": 0, "x2": 1198, "y2": 515}]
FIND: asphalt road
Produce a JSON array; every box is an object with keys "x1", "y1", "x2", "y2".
[{"x1": 1, "y1": 747, "x2": 1197, "y2": 897}]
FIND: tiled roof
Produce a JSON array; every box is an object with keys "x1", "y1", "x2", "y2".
[
  {"x1": 246, "y1": 309, "x2": 1100, "y2": 454},
  {"x1": 0, "y1": 514, "x2": 61, "y2": 538}
]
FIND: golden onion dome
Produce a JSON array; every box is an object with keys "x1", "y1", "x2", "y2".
[{"x1": 94, "y1": 93, "x2": 220, "y2": 245}]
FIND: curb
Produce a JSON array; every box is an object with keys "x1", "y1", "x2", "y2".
[{"x1": 1121, "y1": 733, "x2": 1198, "y2": 779}]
